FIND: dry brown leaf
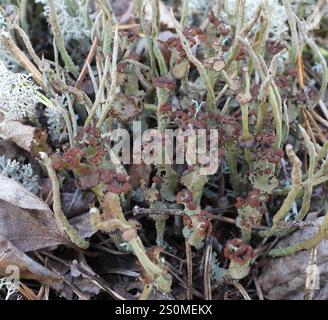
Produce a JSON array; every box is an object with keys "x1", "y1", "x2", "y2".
[
  {"x1": 0, "y1": 175, "x2": 69, "y2": 252},
  {"x1": 0, "y1": 236, "x2": 61, "y2": 284},
  {"x1": 0, "y1": 115, "x2": 36, "y2": 152}
]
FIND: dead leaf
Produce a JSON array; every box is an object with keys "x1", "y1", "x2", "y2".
[
  {"x1": 0, "y1": 115, "x2": 36, "y2": 152},
  {"x1": 48, "y1": 259, "x2": 100, "y2": 300},
  {"x1": 0, "y1": 236, "x2": 60, "y2": 284},
  {"x1": 0, "y1": 140, "x2": 29, "y2": 160},
  {"x1": 70, "y1": 212, "x2": 98, "y2": 239},
  {"x1": 0, "y1": 175, "x2": 69, "y2": 252},
  {"x1": 61, "y1": 191, "x2": 95, "y2": 218}
]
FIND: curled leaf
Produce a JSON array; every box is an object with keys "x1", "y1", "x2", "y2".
[
  {"x1": 0, "y1": 236, "x2": 60, "y2": 283},
  {"x1": 0, "y1": 175, "x2": 69, "y2": 251}
]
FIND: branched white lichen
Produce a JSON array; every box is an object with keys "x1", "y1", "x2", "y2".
[
  {"x1": 45, "y1": 106, "x2": 67, "y2": 142},
  {"x1": 0, "y1": 61, "x2": 40, "y2": 120},
  {"x1": 225, "y1": 0, "x2": 289, "y2": 40},
  {"x1": 0, "y1": 155, "x2": 39, "y2": 194},
  {"x1": 36, "y1": 0, "x2": 91, "y2": 41},
  {"x1": 0, "y1": 10, "x2": 17, "y2": 70},
  {"x1": 187, "y1": 0, "x2": 215, "y2": 24}
]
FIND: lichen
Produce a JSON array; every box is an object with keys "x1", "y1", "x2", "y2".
[{"x1": 0, "y1": 156, "x2": 39, "y2": 194}]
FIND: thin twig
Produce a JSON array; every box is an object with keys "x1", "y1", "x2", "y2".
[
  {"x1": 204, "y1": 244, "x2": 213, "y2": 300},
  {"x1": 233, "y1": 281, "x2": 251, "y2": 300},
  {"x1": 0, "y1": 33, "x2": 45, "y2": 89},
  {"x1": 185, "y1": 240, "x2": 193, "y2": 300},
  {"x1": 303, "y1": 109, "x2": 317, "y2": 146},
  {"x1": 253, "y1": 275, "x2": 264, "y2": 300},
  {"x1": 304, "y1": 108, "x2": 327, "y2": 143},
  {"x1": 133, "y1": 206, "x2": 236, "y2": 224},
  {"x1": 311, "y1": 109, "x2": 328, "y2": 128},
  {"x1": 74, "y1": 36, "x2": 99, "y2": 91}
]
